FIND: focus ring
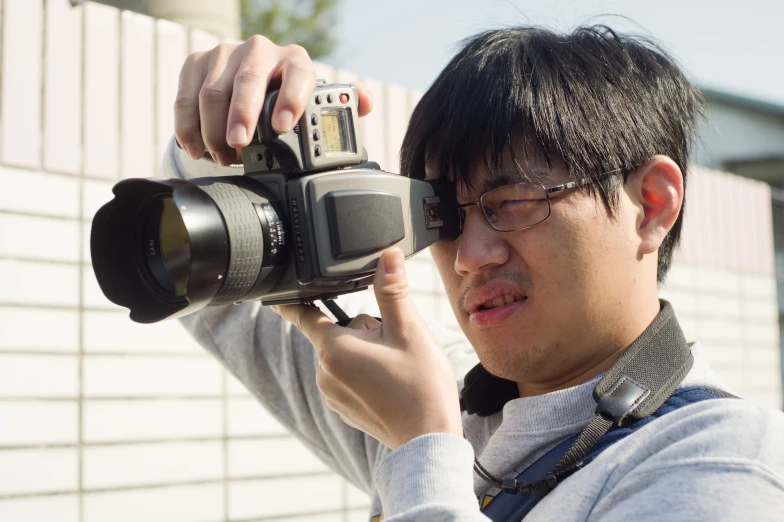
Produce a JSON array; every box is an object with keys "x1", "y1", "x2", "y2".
[{"x1": 196, "y1": 179, "x2": 264, "y2": 305}]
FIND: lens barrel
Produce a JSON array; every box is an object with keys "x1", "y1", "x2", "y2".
[{"x1": 90, "y1": 177, "x2": 285, "y2": 323}]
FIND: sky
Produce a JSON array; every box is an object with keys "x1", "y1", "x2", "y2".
[{"x1": 324, "y1": 0, "x2": 784, "y2": 106}]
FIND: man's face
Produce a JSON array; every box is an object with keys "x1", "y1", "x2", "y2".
[{"x1": 429, "y1": 148, "x2": 644, "y2": 388}]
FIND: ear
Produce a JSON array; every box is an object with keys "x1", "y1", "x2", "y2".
[{"x1": 627, "y1": 155, "x2": 684, "y2": 256}]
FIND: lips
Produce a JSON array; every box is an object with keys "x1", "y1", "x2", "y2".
[
  {"x1": 463, "y1": 280, "x2": 528, "y2": 314},
  {"x1": 462, "y1": 280, "x2": 529, "y2": 329}
]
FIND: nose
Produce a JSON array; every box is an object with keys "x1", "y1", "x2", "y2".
[{"x1": 454, "y1": 208, "x2": 510, "y2": 276}]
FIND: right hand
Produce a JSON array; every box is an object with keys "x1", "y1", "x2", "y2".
[{"x1": 174, "y1": 35, "x2": 374, "y2": 166}]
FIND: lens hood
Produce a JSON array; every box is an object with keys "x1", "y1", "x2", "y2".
[{"x1": 90, "y1": 178, "x2": 229, "y2": 323}]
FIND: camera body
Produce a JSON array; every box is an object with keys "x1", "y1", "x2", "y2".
[{"x1": 90, "y1": 83, "x2": 458, "y2": 323}]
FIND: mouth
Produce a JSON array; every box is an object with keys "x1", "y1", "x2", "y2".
[{"x1": 477, "y1": 294, "x2": 527, "y2": 311}]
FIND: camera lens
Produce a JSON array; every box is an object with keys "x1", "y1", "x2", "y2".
[
  {"x1": 141, "y1": 196, "x2": 191, "y2": 297},
  {"x1": 91, "y1": 176, "x2": 288, "y2": 323}
]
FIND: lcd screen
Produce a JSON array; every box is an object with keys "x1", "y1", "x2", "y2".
[{"x1": 320, "y1": 108, "x2": 356, "y2": 154}]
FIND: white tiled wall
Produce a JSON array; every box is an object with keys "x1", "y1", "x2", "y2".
[{"x1": 0, "y1": 1, "x2": 781, "y2": 522}]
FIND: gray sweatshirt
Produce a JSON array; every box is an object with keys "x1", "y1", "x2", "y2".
[{"x1": 163, "y1": 139, "x2": 784, "y2": 521}]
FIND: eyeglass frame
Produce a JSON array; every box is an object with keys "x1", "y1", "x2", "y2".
[{"x1": 456, "y1": 169, "x2": 622, "y2": 233}]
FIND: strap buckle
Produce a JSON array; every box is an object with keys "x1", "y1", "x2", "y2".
[
  {"x1": 595, "y1": 375, "x2": 650, "y2": 425},
  {"x1": 502, "y1": 474, "x2": 558, "y2": 498}
]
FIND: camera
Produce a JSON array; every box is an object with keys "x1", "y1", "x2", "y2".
[{"x1": 90, "y1": 82, "x2": 460, "y2": 323}]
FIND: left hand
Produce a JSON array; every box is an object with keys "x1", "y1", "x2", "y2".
[{"x1": 273, "y1": 248, "x2": 463, "y2": 449}]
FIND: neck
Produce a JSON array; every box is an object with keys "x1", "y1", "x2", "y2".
[{"x1": 515, "y1": 297, "x2": 662, "y2": 398}]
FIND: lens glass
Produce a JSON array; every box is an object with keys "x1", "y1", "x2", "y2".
[
  {"x1": 142, "y1": 196, "x2": 191, "y2": 297},
  {"x1": 158, "y1": 197, "x2": 191, "y2": 296}
]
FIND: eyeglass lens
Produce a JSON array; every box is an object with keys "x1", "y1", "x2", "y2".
[{"x1": 479, "y1": 183, "x2": 551, "y2": 231}]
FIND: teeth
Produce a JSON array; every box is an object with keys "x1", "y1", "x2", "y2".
[{"x1": 478, "y1": 295, "x2": 526, "y2": 311}]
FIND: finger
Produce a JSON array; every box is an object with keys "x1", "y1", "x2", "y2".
[
  {"x1": 226, "y1": 35, "x2": 276, "y2": 149},
  {"x1": 174, "y1": 52, "x2": 208, "y2": 160},
  {"x1": 273, "y1": 303, "x2": 338, "y2": 348},
  {"x1": 351, "y1": 81, "x2": 374, "y2": 118},
  {"x1": 199, "y1": 43, "x2": 242, "y2": 165},
  {"x1": 373, "y1": 247, "x2": 418, "y2": 332},
  {"x1": 346, "y1": 314, "x2": 381, "y2": 330},
  {"x1": 270, "y1": 44, "x2": 316, "y2": 134}
]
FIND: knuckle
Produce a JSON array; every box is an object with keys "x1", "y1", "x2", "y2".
[
  {"x1": 173, "y1": 94, "x2": 199, "y2": 112},
  {"x1": 199, "y1": 84, "x2": 229, "y2": 105},
  {"x1": 285, "y1": 44, "x2": 310, "y2": 60},
  {"x1": 235, "y1": 66, "x2": 265, "y2": 85},
  {"x1": 246, "y1": 34, "x2": 272, "y2": 51},
  {"x1": 181, "y1": 51, "x2": 203, "y2": 71},
  {"x1": 212, "y1": 42, "x2": 236, "y2": 58},
  {"x1": 286, "y1": 58, "x2": 315, "y2": 77},
  {"x1": 379, "y1": 279, "x2": 410, "y2": 300}
]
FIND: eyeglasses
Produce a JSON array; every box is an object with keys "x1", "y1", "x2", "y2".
[{"x1": 456, "y1": 178, "x2": 595, "y2": 233}]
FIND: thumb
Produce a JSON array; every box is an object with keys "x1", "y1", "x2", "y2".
[{"x1": 373, "y1": 247, "x2": 417, "y2": 331}]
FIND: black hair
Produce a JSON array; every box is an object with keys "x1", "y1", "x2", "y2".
[{"x1": 400, "y1": 25, "x2": 703, "y2": 281}]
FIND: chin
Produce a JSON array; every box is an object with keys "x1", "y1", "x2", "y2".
[{"x1": 470, "y1": 335, "x2": 550, "y2": 382}]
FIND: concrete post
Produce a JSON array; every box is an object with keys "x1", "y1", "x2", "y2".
[{"x1": 147, "y1": 0, "x2": 241, "y2": 39}]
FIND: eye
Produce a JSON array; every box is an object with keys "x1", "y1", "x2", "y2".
[{"x1": 483, "y1": 206, "x2": 500, "y2": 223}]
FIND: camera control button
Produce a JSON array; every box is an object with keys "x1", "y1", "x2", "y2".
[
  {"x1": 315, "y1": 95, "x2": 322, "y2": 104},
  {"x1": 314, "y1": 145, "x2": 322, "y2": 157},
  {"x1": 311, "y1": 114, "x2": 318, "y2": 125},
  {"x1": 313, "y1": 129, "x2": 320, "y2": 141},
  {"x1": 340, "y1": 93, "x2": 349, "y2": 103},
  {"x1": 327, "y1": 94, "x2": 334, "y2": 103}
]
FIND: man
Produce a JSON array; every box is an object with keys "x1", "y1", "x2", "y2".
[{"x1": 169, "y1": 25, "x2": 784, "y2": 520}]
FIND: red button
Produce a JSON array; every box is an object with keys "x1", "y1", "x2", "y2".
[{"x1": 340, "y1": 93, "x2": 349, "y2": 104}]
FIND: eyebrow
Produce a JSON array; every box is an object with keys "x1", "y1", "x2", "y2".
[{"x1": 479, "y1": 168, "x2": 551, "y2": 192}]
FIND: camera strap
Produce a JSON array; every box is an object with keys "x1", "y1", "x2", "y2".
[{"x1": 463, "y1": 300, "x2": 737, "y2": 520}]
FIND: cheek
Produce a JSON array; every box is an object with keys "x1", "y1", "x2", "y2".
[{"x1": 429, "y1": 244, "x2": 460, "y2": 294}]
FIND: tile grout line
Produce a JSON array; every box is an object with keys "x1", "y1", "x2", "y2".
[
  {"x1": 0, "y1": 470, "x2": 338, "y2": 502},
  {"x1": 0, "y1": 432, "x2": 293, "y2": 452}
]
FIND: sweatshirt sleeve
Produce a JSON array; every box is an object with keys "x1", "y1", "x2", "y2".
[
  {"x1": 374, "y1": 433, "x2": 491, "y2": 521},
  {"x1": 161, "y1": 137, "x2": 387, "y2": 493},
  {"x1": 586, "y1": 401, "x2": 784, "y2": 522}
]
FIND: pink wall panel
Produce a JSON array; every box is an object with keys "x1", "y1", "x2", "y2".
[
  {"x1": 384, "y1": 83, "x2": 409, "y2": 174},
  {"x1": 712, "y1": 171, "x2": 732, "y2": 269},
  {"x1": 155, "y1": 20, "x2": 188, "y2": 165},
  {"x1": 83, "y1": 3, "x2": 119, "y2": 179},
  {"x1": 677, "y1": 167, "x2": 774, "y2": 275},
  {"x1": 1, "y1": 0, "x2": 43, "y2": 168},
  {"x1": 120, "y1": 12, "x2": 155, "y2": 179},
  {"x1": 758, "y1": 186, "x2": 775, "y2": 276},
  {"x1": 738, "y1": 178, "x2": 758, "y2": 273},
  {"x1": 723, "y1": 173, "x2": 743, "y2": 271},
  {"x1": 691, "y1": 167, "x2": 713, "y2": 266},
  {"x1": 752, "y1": 180, "x2": 775, "y2": 275},
  {"x1": 360, "y1": 77, "x2": 386, "y2": 171},
  {"x1": 43, "y1": 0, "x2": 82, "y2": 174}
]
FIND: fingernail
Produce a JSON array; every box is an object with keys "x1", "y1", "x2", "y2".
[
  {"x1": 209, "y1": 151, "x2": 218, "y2": 163},
  {"x1": 228, "y1": 125, "x2": 248, "y2": 147},
  {"x1": 183, "y1": 143, "x2": 199, "y2": 161},
  {"x1": 273, "y1": 109, "x2": 294, "y2": 133},
  {"x1": 270, "y1": 305, "x2": 279, "y2": 314},
  {"x1": 383, "y1": 251, "x2": 404, "y2": 275}
]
